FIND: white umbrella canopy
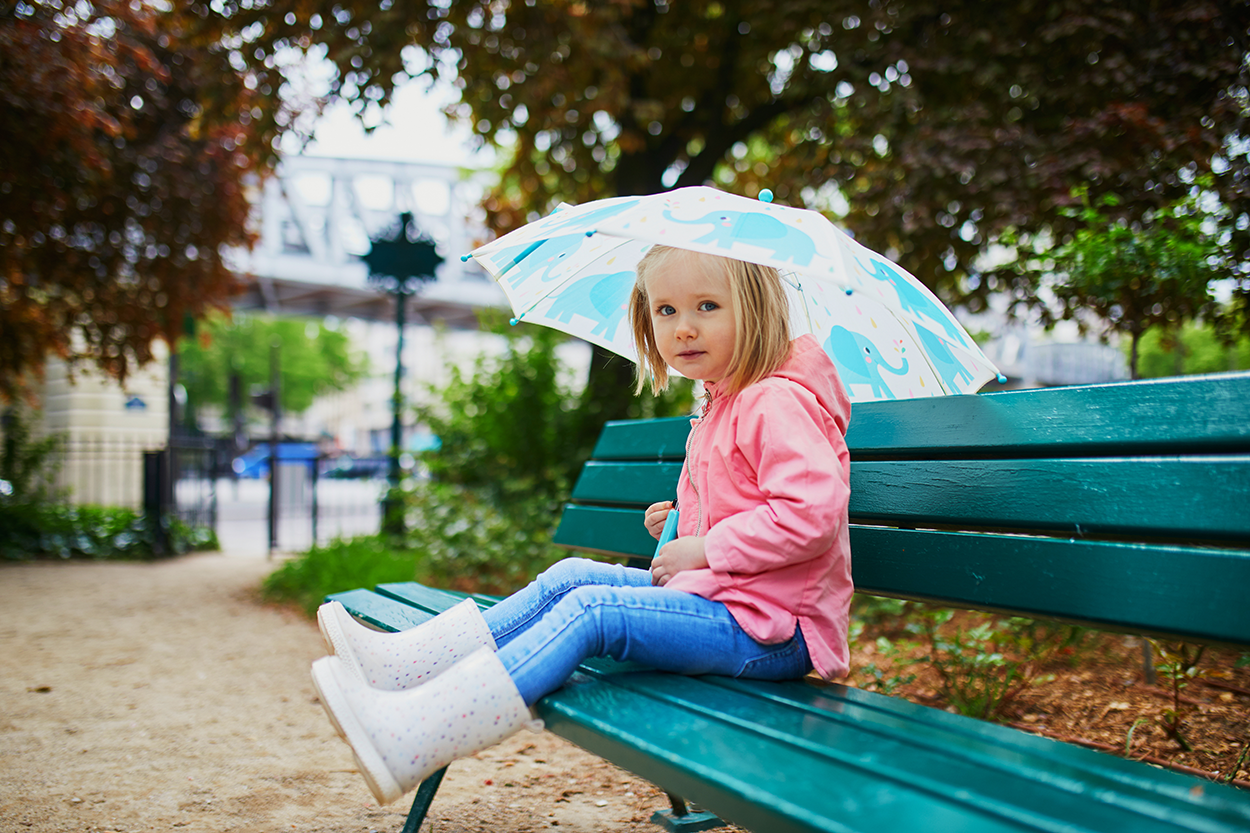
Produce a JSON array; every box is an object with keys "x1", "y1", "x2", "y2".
[{"x1": 468, "y1": 186, "x2": 1002, "y2": 402}]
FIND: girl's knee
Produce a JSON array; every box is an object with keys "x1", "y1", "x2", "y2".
[{"x1": 539, "y1": 557, "x2": 598, "y2": 585}]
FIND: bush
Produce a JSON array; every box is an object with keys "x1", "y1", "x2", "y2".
[
  {"x1": 0, "y1": 502, "x2": 218, "y2": 561},
  {"x1": 1, "y1": 408, "x2": 217, "y2": 561},
  {"x1": 396, "y1": 481, "x2": 567, "y2": 595},
  {"x1": 262, "y1": 536, "x2": 425, "y2": 616},
  {"x1": 417, "y1": 316, "x2": 693, "y2": 507},
  {"x1": 267, "y1": 318, "x2": 687, "y2": 614},
  {"x1": 908, "y1": 609, "x2": 1089, "y2": 720},
  {"x1": 261, "y1": 484, "x2": 569, "y2": 615}
]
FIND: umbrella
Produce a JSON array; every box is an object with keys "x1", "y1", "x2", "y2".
[{"x1": 467, "y1": 186, "x2": 1002, "y2": 401}]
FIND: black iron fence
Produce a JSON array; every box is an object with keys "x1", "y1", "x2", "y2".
[{"x1": 52, "y1": 436, "x2": 384, "y2": 554}]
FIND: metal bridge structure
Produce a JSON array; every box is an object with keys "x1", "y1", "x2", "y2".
[{"x1": 229, "y1": 155, "x2": 505, "y2": 326}]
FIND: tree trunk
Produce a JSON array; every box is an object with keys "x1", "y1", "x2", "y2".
[{"x1": 576, "y1": 344, "x2": 639, "y2": 450}]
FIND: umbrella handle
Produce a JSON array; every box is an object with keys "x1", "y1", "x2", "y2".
[{"x1": 653, "y1": 507, "x2": 680, "y2": 559}]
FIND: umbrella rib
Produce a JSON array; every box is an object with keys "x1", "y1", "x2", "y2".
[
  {"x1": 508, "y1": 235, "x2": 637, "y2": 325},
  {"x1": 493, "y1": 240, "x2": 547, "y2": 282}
]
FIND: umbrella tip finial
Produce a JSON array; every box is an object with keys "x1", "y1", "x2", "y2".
[
  {"x1": 460, "y1": 254, "x2": 471, "y2": 262},
  {"x1": 997, "y1": 373, "x2": 1008, "y2": 384},
  {"x1": 845, "y1": 288, "x2": 853, "y2": 296},
  {"x1": 758, "y1": 188, "x2": 774, "y2": 203},
  {"x1": 510, "y1": 317, "x2": 521, "y2": 326}
]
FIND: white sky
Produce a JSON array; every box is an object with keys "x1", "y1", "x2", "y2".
[{"x1": 278, "y1": 50, "x2": 495, "y2": 169}]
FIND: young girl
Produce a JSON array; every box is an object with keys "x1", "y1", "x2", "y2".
[{"x1": 311, "y1": 245, "x2": 854, "y2": 806}]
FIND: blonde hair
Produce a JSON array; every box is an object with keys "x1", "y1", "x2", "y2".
[{"x1": 629, "y1": 246, "x2": 791, "y2": 396}]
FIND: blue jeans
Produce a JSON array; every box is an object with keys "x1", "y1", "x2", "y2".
[{"x1": 482, "y1": 558, "x2": 812, "y2": 705}]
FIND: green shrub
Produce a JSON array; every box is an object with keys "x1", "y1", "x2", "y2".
[
  {"x1": 0, "y1": 502, "x2": 218, "y2": 561},
  {"x1": 906, "y1": 609, "x2": 1089, "y2": 720},
  {"x1": 262, "y1": 536, "x2": 425, "y2": 616},
  {"x1": 1, "y1": 409, "x2": 217, "y2": 561},
  {"x1": 396, "y1": 481, "x2": 567, "y2": 595},
  {"x1": 262, "y1": 482, "x2": 569, "y2": 615},
  {"x1": 266, "y1": 318, "x2": 686, "y2": 614}
]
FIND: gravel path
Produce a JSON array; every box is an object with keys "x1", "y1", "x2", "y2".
[{"x1": 0, "y1": 553, "x2": 674, "y2": 832}]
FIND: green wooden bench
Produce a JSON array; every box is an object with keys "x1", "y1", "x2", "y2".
[{"x1": 329, "y1": 371, "x2": 1250, "y2": 833}]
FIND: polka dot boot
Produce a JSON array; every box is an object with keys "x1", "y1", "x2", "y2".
[
  {"x1": 318, "y1": 598, "x2": 496, "y2": 691},
  {"x1": 310, "y1": 647, "x2": 539, "y2": 805}
]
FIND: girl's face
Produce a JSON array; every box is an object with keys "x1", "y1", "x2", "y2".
[{"x1": 644, "y1": 251, "x2": 737, "y2": 385}]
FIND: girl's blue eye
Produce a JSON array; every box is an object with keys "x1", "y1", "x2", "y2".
[
  {"x1": 699, "y1": 301, "x2": 718, "y2": 312},
  {"x1": 657, "y1": 305, "x2": 675, "y2": 316}
]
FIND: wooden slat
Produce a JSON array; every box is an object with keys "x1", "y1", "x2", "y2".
[
  {"x1": 570, "y1": 461, "x2": 682, "y2": 505},
  {"x1": 849, "y1": 456, "x2": 1250, "y2": 543},
  {"x1": 847, "y1": 372, "x2": 1250, "y2": 459},
  {"x1": 552, "y1": 504, "x2": 657, "y2": 559},
  {"x1": 325, "y1": 588, "x2": 438, "y2": 632},
  {"x1": 849, "y1": 526, "x2": 1250, "y2": 646},
  {"x1": 540, "y1": 671, "x2": 1250, "y2": 833},
  {"x1": 592, "y1": 416, "x2": 692, "y2": 460}
]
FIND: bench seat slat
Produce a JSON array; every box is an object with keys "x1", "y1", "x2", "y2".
[
  {"x1": 324, "y1": 588, "x2": 438, "y2": 632},
  {"x1": 333, "y1": 583, "x2": 1250, "y2": 833},
  {"x1": 544, "y1": 672, "x2": 1250, "y2": 833},
  {"x1": 846, "y1": 372, "x2": 1250, "y2": 459},
  {"x1": 850, "y1": 456, "x2": 1250, "y2": 542},
  {"x1": 850, "y1": 526, "x2": 1250, "y2": 645}
]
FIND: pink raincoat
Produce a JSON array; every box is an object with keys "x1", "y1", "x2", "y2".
[{"x1": 666, "y1": 334, "x2": 854, "y2": 679}]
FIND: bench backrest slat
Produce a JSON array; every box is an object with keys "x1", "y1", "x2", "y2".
[
  {"x1": 846, "y1": 372, "x2": 1250, "y2": 459},
  {"x1": 553, "y1": 505, "x2": 659, "y2": 559},
  {"x1": 852, "y1": 457, "x2": 1250, "y2": 543},
  {"x1": 851, "y1": 526, "x2": 1250, "y2": 645}
]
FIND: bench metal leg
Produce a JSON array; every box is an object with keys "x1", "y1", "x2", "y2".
[
  {"x1": 649, "y1": 792, "x2": 724, "y2": 832},
  {"x1": 400, "y1": 765, "x2": 447, "y2": 833}
]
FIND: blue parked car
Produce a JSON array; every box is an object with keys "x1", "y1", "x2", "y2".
[{"x1": 231, "y1": 443, "x2": 320, "y2": 478}]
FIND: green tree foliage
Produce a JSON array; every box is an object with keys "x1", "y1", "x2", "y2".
[
  {"x1": 1136, "y1": 319, "x2": 1250, "y2": 379},
  {"x1": 177, "y1": 312, "x2": 368, "y2": 417},
  {"x1": 183, "y1": 0, "x2": 1250, "y2": 324},
  {"x1": 1005, "y1": 186, "x2": 1236, "y2": 378},
  {"x1": 0, "y1": 0, "x2": 271, "y2": 401},
  {"x1": 416, "y1": 315, "x2": 693, "y2": 505}
]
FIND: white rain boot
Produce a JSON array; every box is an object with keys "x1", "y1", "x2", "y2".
[
  {"x1": 310, "y1": 647, "x2": 538, "y2": 805},
  {"x1": 318, "y1": 598, "x2": 496, "y2": 691}
]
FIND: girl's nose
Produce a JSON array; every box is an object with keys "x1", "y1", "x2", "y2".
[{"x1": 674, "y1": 315, "x2": 696, "y2": 339}]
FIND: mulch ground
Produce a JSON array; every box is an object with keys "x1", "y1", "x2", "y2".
[{"x1": 845, "y1": 606, "x2": 1250, "y2": 790}]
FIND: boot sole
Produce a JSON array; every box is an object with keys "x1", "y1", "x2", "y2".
[
  {"x1": 310, "y1": 658, "x2": 403, "y2": 805},
  {"x1": 316, "y1": 602, "x2": 368, "y2": 686}
]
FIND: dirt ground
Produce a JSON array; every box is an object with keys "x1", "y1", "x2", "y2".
[
  {"x1": 847, "y1": 608, "x2": 1250, "y2": 789},
  {"x1": 0, "y1": 553, "x2": 678, "y2": 833}
]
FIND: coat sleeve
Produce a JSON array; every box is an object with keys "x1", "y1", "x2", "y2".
[{"x1": 702, "y1": 381, "x2": 849, "y2": 574}]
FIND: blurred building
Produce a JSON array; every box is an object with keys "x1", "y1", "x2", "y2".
[
  {"x1": 23, "y1": 346, "x2": 170, "y2": 509},
  {"x1": 980, "y1": 320, "x2": 1130, "y2": 389}
]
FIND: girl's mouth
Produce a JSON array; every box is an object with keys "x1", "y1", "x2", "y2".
[{"x1": 676, "y1": 350, "x2": 704, "y2": 359}]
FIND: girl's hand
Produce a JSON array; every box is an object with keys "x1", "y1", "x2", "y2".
[
  {"x1": 651, "y1": 536, "x2": 708, "y2": 586},
  {"x1": 644, "y1": 501, "x2": 674, "y2": 541}
]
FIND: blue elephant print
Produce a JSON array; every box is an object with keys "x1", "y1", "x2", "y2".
[
  {"x1": 661, "y1": 208, "x2": 817, "y2": 266},
  {"x1": 494, "y1": 232, "x2": 593, "y2": 286},
  {"x1": 541, "y1": 197, "x2": 642, "y2": 238},
  {"x1": 858, "y1": 258, "x2": 970, "y2": 348},
  {"x1": 822, "y1": 325, "x2": 909, "y2": 399},
  {"x1": 913, "y1": 325, "x2": 975, "y2": 389},
  {"x1": 544, "y1": 271, "x2": 635, "y2": 341}
]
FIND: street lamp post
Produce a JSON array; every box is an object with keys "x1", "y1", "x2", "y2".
[{"x1": 364, "y1": 212, "x2": 443, "y2": 532}]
